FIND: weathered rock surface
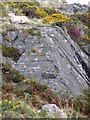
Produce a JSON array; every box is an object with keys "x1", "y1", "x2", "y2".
[
  {"x1": 2, "y1": 26, "x2": 90, "y2": 96},
  {"x1": 82, "y1": 44, "x2": 90, "y2": 56},
  {"x1": 56, "y1": 3, "x2": 88, "y2": 15},
  {"x1": 42, "y1": 104, "x2": 67, "y2": 118}
]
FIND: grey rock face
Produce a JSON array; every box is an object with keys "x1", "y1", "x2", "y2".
[
  {"x1": 42, "y1": 104, "x2": 67, "y2": 118},
  {"x1": 2, "y1": 26, "x2": 90, "y2": 96},
  {"x1": 9, "y1": 31, "x2": 19, "y2": 41},
  {"x1": 41, "y1": 72, "x2": 56, "y2": 79}
]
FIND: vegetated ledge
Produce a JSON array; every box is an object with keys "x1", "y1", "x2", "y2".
[
  {"x1": 2, "y1": 44, "x2": 21, "y2": 62},
  {"x1": 1, "y1": 62, "x2": 25, "y2": 83}
]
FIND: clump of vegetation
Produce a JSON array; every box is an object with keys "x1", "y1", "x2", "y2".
[
  {"x1": 43, "y1": 14, "x2": 71, "y2": 25},
  {"x1": 32, "y1": 46, "x2": 44, "y2": 56},
  {"x1": 35, "y1": 8, "x2": 48, "y2": 18},
  {"x1": 83, "y1": 35, "x2": 90, "y2": 42},
  {"x1": 16, "y1": 1, "x2": 36, "y2": 9},
  {"x1": 2, "y1": 45, "x2": 21, "y2": 62},
  {"x1": 0, "y1": 2, "x2": 7, "y2": 17},
  {"x1": 2, "y1": 62, "x2": 25, "y2": 83},
  {"x1": 43, "y1": 7, "x2": 57, "y2": 15},
  {"x1": 2, "y1": 23, "x2": 16, "y2": 36},
  {"x1": 23, "y1": 27, "x2": 41, "y2": 38},
  {"x1": 1, "y1": 98, "x2": 50, "y2": 118},
  {"x1": 72, "y1": 12, "x2": 90, "y2": 26},
  {"x1": 66, "y1": 23, "x2": 90, "y2": 45},
  {"x1": 1, "y1": 70, "x2": 89, "y2": 118},
  {"x1": 73, "y1": 88, "x2": 90, "y2": 117},
  {"x1": 23, "y1": 6, "x2": 48, "y2": 18},
  {"x1": 28, "y1": 28, "x2": 41, "y2": 37},
  {"x1": 67, "y1": 25, "x2": 82, "y2": 38}
]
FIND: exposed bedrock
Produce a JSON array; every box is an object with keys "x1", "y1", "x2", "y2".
[{"x1": 2, "y1": 26, "x2": 90, "y2": 96}]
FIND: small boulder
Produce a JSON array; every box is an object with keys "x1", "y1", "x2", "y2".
[{"x1": 42, "y1": 104, "x2": 67, "y2": 118}]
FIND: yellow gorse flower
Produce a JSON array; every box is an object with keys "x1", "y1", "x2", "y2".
[
  {"x1": 83, "y1": 36, "x2": 90, "y2": 41},
  {"x1": 27, "y1": 105, "x2": 29, "y2": 109},
  {"x1": 0, "y1": 100, "x2": 1, "y2": 104},
  {"x1": 13, "y1": 106, "x2": 16, "y2": 109},
  {"x1": 0, "y1": 113, "x2": 2, "y2": 117},
  {"x1": 32, "y1": 109, "x2": 35, "y2": 113},
  {"x1": 85, "y1": 26, "x2": 88, "y2": 29},
  {"x1": 5, "y1": 100, "x2": 8, "y2": 102},
  {"x1": 43, "y1": 13, "x2": 71, "y2": 24},
  {"x1": 35, "y1": 8, "x2": 48, "y2": 18},
  {"x1": 23, "y1": 80, "x2": 26, "y2": 83},
  {"x1": 18, "y1": 100, "x2": 21, "y2": 104},
  {"x1": 16, "y1": 105, "x2": 18, "y2": 108},
  {"x1": 9, "y1": 101, "x2": 11, "y2": 104}
]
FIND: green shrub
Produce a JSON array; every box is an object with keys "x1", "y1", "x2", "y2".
[
  {"x1": 39, "y1": 84, "x2": 49, "y2": 91},
  {"x1": 2, "y1": 45, "x2": 21, "y2": 62},
  {"x1": 2, "y1": 62, "x2": 25, "y2": 83}
]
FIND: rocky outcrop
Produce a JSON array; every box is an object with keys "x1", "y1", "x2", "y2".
[
  {"x1": 2, "y1": 26, "x2": 90, "y2": 96},
  {"x1": 56, "y1": 3, "x2": 88, "y2": 15}
]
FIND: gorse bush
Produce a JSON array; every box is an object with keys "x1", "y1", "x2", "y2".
[
  {"x1": 35, "y1": 8, "x2": 48, "y2": 18},
  {"x1": 23, "y1": 6, "x2": 48, "y2": 18},
  {"x1": 43, "y1": 14, "x2": 71, "y2": 25}
]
